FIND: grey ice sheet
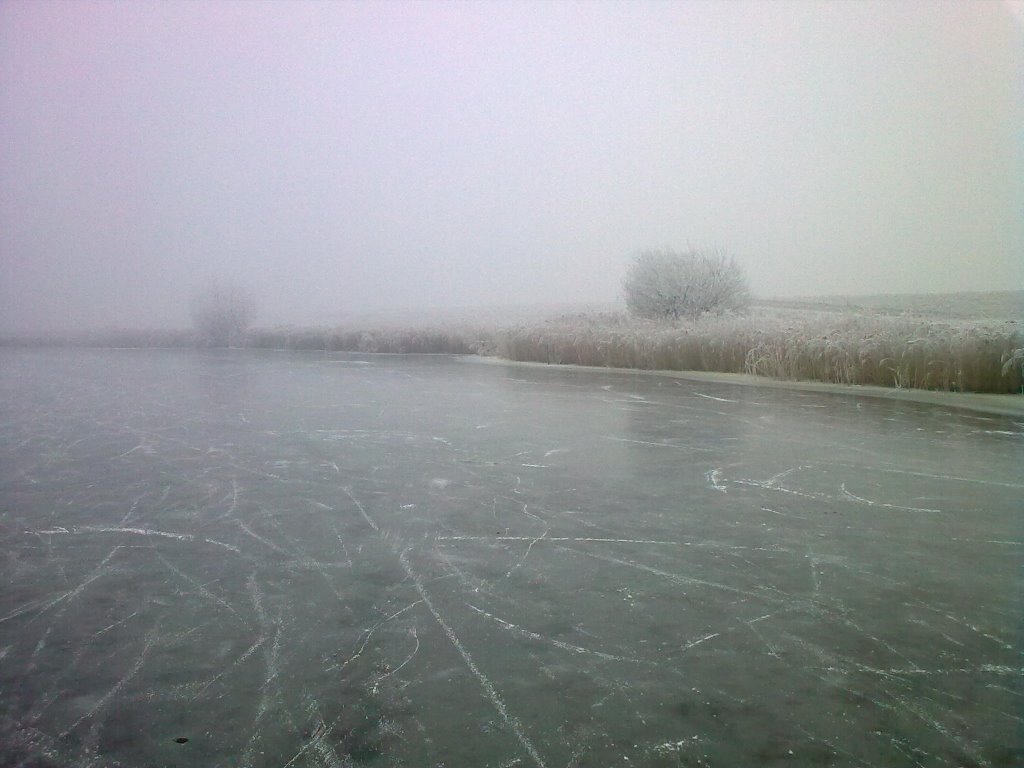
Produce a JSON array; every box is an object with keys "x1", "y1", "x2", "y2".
[{"x1": 1, "y1": 349, "x2": 1021, "y2": 767}]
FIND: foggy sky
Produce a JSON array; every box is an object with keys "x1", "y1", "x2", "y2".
[{"x1": 1, "y1": 0, "x2": 1022, "y2": 332}]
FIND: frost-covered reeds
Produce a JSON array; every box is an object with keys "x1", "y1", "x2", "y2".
[
  {"x1": 247, "y1": 325, "x2": 496, "y2": 355},
  {"x1": 0, "y1": 325, "x2": 496, "y2": 355},
  {"x1": 0, "y1": 328, "x2": 199, "y2": 348},
  {"x1": 3, "y1": 301, "x2": 1020, "y2": 394},
  {"x1": 495, "y1": 308, "x2": 1023, "y2": 393}
]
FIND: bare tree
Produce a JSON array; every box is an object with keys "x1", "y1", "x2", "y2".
[
  {"x1": 189, "y1": 282, "x2": 255, "y2": 347},
  {"x1": 623, "y1": 248, "x2": 750, "y2": 321}
]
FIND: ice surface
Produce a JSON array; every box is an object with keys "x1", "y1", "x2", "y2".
[{"x1": 0, "y1": 349, "x2": 1021, "y2": 767}]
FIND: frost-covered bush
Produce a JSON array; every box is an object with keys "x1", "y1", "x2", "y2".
[
  {"x1": 189, "y1": 282, "x2": 255, "y2": 347},
  {"x1": 623, "y1": 249, "x2": 750, "y2": 320}
]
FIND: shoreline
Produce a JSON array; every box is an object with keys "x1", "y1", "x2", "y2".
[
  {"x1": 3, "y1": 344, "x2": 1021, "y2": 418},
  {"x1": 467, "y1": 355, "x2": 1024, "y2": 418}
]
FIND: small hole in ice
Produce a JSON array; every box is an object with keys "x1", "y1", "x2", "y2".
[{"x1": 175, "y1": 737, "x2": 189, "y2": 744}]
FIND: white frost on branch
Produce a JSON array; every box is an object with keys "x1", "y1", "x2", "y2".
[{"x1": 623, "y1": 248, "x2": 750, "y2": 321}]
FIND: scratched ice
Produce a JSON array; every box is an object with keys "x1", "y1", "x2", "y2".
[{"x1": 1, "y1": 348, "x2": 1021, "y2": 767}]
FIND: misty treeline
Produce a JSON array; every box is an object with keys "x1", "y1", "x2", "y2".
[
  {"x1": 4, "y1": 307, "x2": 1021, "y2": 394},
  {"x1": 190, "y1": 282, "x2": 256, "y2": 348},
  {"x1": 184, "y1": 250, "x2": 748, "y2": 345},
  {"x1": 1, "y1": 267, "x2": 1021, "y2": 395}
]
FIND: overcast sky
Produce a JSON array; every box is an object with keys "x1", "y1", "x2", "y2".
[{"x1": 1, "y1": 0, "x2": 1022, "y2": 331}]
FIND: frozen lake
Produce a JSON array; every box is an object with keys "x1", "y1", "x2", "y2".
[{"x1": 1, "y1": 348, "x2": 1021, "y2": 767}]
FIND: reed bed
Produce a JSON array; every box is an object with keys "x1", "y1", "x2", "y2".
[
  {"x1": 247, "y1": 325, "x2": 497, "y2": 355},
  {"x1": 495, "y1": 309, "x2": 1023, "y2": 394},
  {"x1": 4, "y1": 303, "x2": 1020, "y2": 394},
  {"x1": 0, "y1": 328, "x2": 199, "y2": 348}
]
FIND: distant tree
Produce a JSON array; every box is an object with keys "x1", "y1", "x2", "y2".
[
  {"x1": 189, "y1": 282, "x2": 255, "y2": 347},
  {"x1": 623, "y1": 248, "x2": 750, "y2": 321}
]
